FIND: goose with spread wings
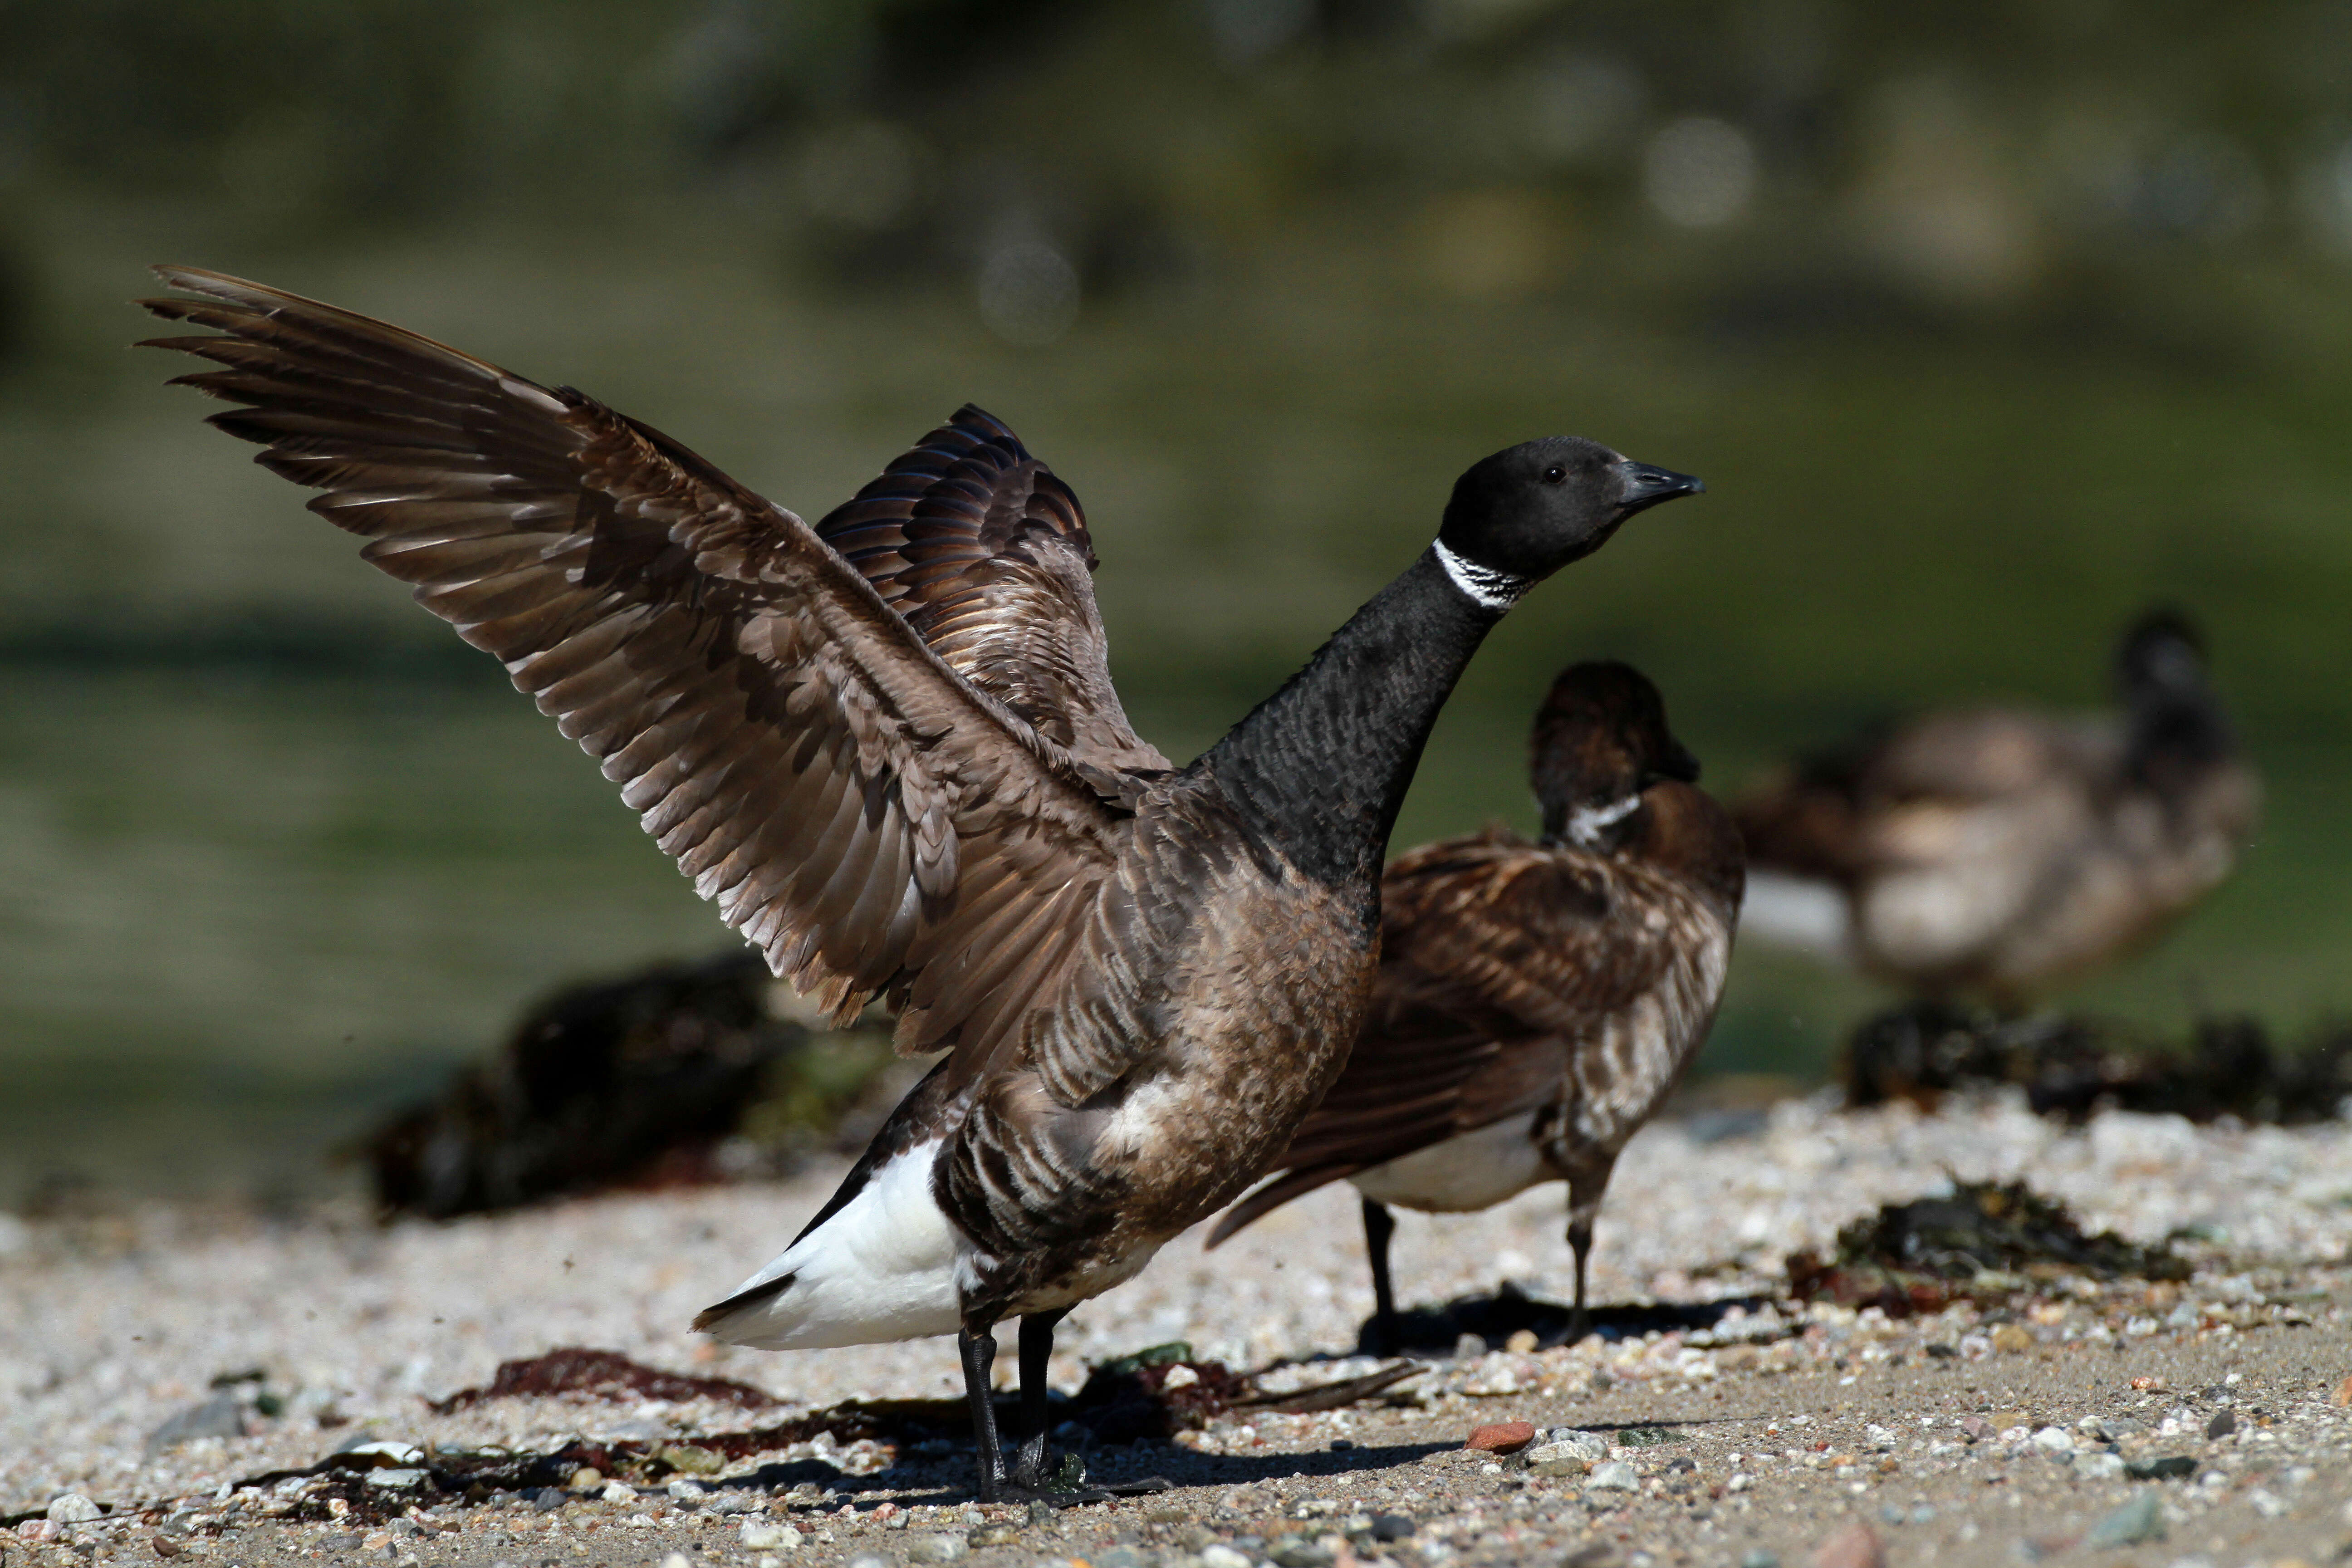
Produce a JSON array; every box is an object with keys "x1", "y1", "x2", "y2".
[
  {"x1": 138, "y1": 266, "x2": 1704, "y2": 1501},
  {"x1": 1210, "y1": 664, "x2": 1744, "y2": 1351}
]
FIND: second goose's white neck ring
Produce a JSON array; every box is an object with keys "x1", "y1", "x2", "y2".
[
  {"x1": 1566, "y1": 793, "x2": 1642, "y2": 846},
  {"x1": 1433, "y1": 540, "x2": 1534, "y2": 613}
]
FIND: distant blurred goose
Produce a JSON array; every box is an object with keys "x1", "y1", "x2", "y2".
[
  {"x1": 1733, "y1": 611, "x2": 2259, "y2": 1007},
  {"x1": 140, "y1": 266, "x2": 1704, "y2": 1501},
  {"x1": 1208, "y1": 663, "x2": 1744, "y2": 1349}
]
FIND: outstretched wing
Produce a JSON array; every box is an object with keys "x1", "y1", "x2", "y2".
[
  {"x1": 1208, "y1": 829, "x2": 1681, "y2": 1244},
  {"x1": 138, "y1": 265, "x2": 1124, "y2": 1068},
  {"x1": 815, "y1": 407, "x2": 1171, "y2": 780}
]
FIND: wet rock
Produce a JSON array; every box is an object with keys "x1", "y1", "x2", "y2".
[
  {"x1": 45, "y1": 1494, "x2": 102, "y2": 1524},
  {"x1": 1809, "y1": 1520, "x2": 1883, "y2": 1568},
  {"x1": 2084, "y1": 1492, "x2": 2165, "y2": 1548},
  {"x1": 1466, "y1": 1421, "x2": 1536, "y2": 1454},
  {"x1": 145, "y1": 1392, "x2": 245, "y2": 1455}
]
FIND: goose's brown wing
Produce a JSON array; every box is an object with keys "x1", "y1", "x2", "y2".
[
  {"x1": 815, "y1": 407, "x2": 1170, "y2": 783},
  {"x1": 138, "y1": 265, "x2": 1125, "y2": 1070},
  {"x1": 1208, "y1": 831, "x2": 1678, "y2": 1243}
]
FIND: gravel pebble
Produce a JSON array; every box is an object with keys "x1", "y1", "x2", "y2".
[{"x1": 1465, "y1": 1420, "x2": 1536, "y2": 1453}]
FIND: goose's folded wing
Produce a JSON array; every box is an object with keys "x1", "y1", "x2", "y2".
[
  {"x1": 138, "y1": 265, "x2": 1122, "y2": 1060},
  {"x1": 1207, "y1": 833, "x2": 1666, "y2": 1243},
  {"x1": 1372, "y1": 833, "x2": 1682, "y2": 1038},
  {"x1": 815, "y1": 406, "x2": 1171, "y2": 784}
]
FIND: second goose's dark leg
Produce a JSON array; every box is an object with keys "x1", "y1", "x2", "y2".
[
  {"x1": 1008, "y1": 1308, "x2": 1073, "y2": 1489},
  {"x1": 1361, "y1": 1197, "x2": 1400, "y2": 1356},
  {"x1": 1560, "y1": 1158, "x2": 1615, "y2": 1346},
  {"x1": 957, "y1": 1323, "x2": 1009, "y2": 1502}
]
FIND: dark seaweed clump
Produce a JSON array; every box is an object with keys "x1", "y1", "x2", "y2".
[
  {"x1": 1845, "y1": 1003, "x2": 2352, "y2": 1125},
  {"x1": 1788, "y1": 1178, "x2": 2190, "y2": 1316}
]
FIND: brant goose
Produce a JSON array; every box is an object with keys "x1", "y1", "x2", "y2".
[
  {"x1": 1733, "y1": 610, "x2": 2259, "y2": 1006},
  {"x1": 137, "y1": 267, "x2": 1703, "y2": 1500},
  {"x1": 1208, "y1": 662, "x2": 1744, "y2": 1349}
]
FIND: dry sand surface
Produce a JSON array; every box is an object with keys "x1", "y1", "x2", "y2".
[{"x1": 7, "y1": 1093, "x2": 2352, "y2": 1568}]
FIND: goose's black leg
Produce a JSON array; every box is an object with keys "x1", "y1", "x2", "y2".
[
  {"x1": 1008, "y1": 1307, "x2": 1073, "y2": 1489},
  {"x1": 962, "y1": 1313, "x2": 1172, "y2": 1507},
  {"x1": 1566, "y1": 1210, "x2": 1596, "y2": 1345},
  {"x1": 1561, "y1": 1158, "x2": 1614, "y2": 1346},
  {"x1": 1361, "y1": 1196, "x2": 1399, "y2": 1356},
  {"x1": 957, "y1": 1322, "x2": 1010, "y2": 1500}
]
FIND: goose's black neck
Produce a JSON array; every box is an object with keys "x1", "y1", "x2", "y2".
[{"x1": 1200, "y1": 548, "x2": 1501, "y2": 890}]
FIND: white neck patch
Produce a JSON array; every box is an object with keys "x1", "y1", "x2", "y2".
[
  {"x1": 1433, "y1": 539, "x2": 1534, "y2": 613},
  {"x1": 1565, "y1": 793, "x2": 1642, "y2": 847}
]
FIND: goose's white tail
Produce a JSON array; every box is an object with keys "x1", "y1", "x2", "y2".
[
  {"x1": 1737, "y1": 871, "x2": 1852, "y2": 962},
  {"x1": 695, "y1": 1140, "x2": 971, "y2": 1350}
]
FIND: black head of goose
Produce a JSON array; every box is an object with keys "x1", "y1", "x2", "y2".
[
  {"x1": 1206, "y1": 662, "x2": 1743, "y2": 1351},
  {"x1": 1732, "y1": 608, "x2": 2259, "y2": 1006},
  {"x1": 136, "y1": 266, "x2": 1704, "y2": 1502}
]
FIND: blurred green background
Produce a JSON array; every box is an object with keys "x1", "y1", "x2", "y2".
[{"x1": 2, "y1": 0, "x2": 2347, "y2": 1207}]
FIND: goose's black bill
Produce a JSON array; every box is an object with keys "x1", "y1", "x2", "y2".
[{"x1": 1615, "y1": 460, "x2": 1705, "y2": 514}]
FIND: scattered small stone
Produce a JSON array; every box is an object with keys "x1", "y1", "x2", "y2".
[
  {"x1": 967, "y1": 1524, "x2": 1021, "y2": 1548},
  {"x1": 1504, "y1": 1328, "x2": 1540, "y2": 1354},
  {"x1": 2203, "y1": 1410, "x2": 2234, "y2": 1440},
  {"x1": 364, "y1": 1468, "x2": 426, "y2": 1489},
  {"x1": 1370, "y1": 1514, "x2": 1416, "y2": 1542},
  {"x1": 1740, "y1": 1552, "x2": 1781, "y2": 1568},
  {"x1": 1810, "y1": 1520, "x2": 1883, "y2": 1568},
  {"x1": 741, "y1": 1521, "x2": 799, "y2": 1550},
  {"x1": 152, "y1": 1536, "x2": 186, "y2": 1558},
  {"x1": 1585, "y1": 1461, "x2": 1639, "y2": 1492},
  {"x1": 145, "y1": 1392, "x2": 245, "y2": 1455},
  {"x1": 2032, "y1": 1427, "x2": 2076, "y2": 1456},
  {"x1": 909, "y1": 1532, "x2": 968, "y2": 1563},
  {"x1": 45, "y1": 1494, "x2": 102, "y2": 1524},
  {"x1": 844, "y1": 1554, "x2": 895, "y2": 1568},
  {"x1": 2331, "y1": 1373, "x2": 2352, "y2": 1408},
  {"x1": 601, "y1": 1480, "x2": 635, "y2": 1503},
  {"x1": 1268, "y1": 1535, "x2": 1334, "y2": 1568},
  {"x1": 1960, "y1": 1416, "x2": 1995, "y2": 1442},
  {"x1": 1466, "y1": 1420, "x2": 1537, "y2": 1454},
  {"x1": 567, "y1": 1467, "x2": 603, "y2": 1492},
  {"x1": 1200, "y1": 1548, "x2": 1253, "y2": 1568},
  {"x1": 2078, "y1": 1452, "x2": 2127, "y2": 1479},
  {"x1": 660, "y1": 1443, "x2": 724, "y2": 1475},
  {"x1": 659, "y1": 1554, "x2": 693, "y2": 1568},
  {"x1": 2127, "y1": 1456, "x2": 2198, "y2": 1480},
  {"x1": 2084, "y1": 1492, "x2": 2165, "y2": 1548},
  {"x1": 1989, "y1": 1324, "x2": 2034, "y2": 1354}
]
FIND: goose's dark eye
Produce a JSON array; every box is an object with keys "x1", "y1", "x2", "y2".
[{"x1": 1543, "y1": 465, "x2": 1566, "y2": 484}]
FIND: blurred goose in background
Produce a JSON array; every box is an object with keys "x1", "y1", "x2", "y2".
[
  {"x1": 1209, "y1": 662, "x2": 1744, "y2": 1351},
  {"x1": 1733, "y1": 610, "x2": 2259, "y2": 1008},
  {"x1": 140, "y1": 265, "x2": 1704, "y2": 1501}
]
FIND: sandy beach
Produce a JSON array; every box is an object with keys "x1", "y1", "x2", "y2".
[{"x1": 7, "y1": 1092, "x2": 2350, "y2": 1568}]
